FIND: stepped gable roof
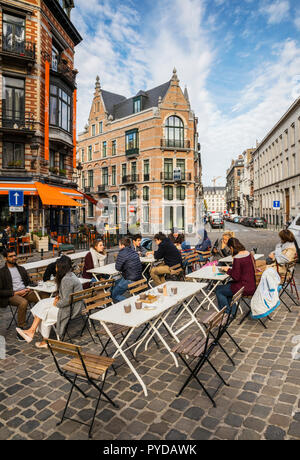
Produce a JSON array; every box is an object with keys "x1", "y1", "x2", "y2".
[{"x1": 103, "y1": 80, "x2": 171, "y2": 121}]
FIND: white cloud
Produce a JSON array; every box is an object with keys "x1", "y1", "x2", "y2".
[
  {"x1": 294, "y1": 14, "x2": 300, "y2": 31},
  {"x1": 259, "y1": 0, "x2": 290, "y2": 25},
  {"x1": 72, "y1": 0, "x2": 300, "y2": 186}
]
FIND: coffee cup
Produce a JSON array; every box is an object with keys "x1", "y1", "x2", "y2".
[
  {"x1": 157, "y1": 287, "x2": 164, "y2": 294},
  {"x1": 135, "y1": 301, "x2": 142, "y2": 310},
  {"x1": 124, "y1": 304, "x2": 131, "y2": 313},
  {"x1": 140, "y1": 293, "x2": 146, "y2": 300},
  {"x1": 171, "y1": 287, "x2": 178, "y2": 295}
]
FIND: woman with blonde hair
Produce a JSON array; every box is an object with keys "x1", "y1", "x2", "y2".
[
  {"x1": 213, "y1": 231, "x2": 235, "y2": 259},
  {"x1": 256, "y1": 229, "x2": 297, "y2": 276}
]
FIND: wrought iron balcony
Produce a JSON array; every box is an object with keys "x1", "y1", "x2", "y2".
[
  {"x1": 160, "y1": 139, "x2": 191, "y2": 150},
  {"x1": 97, "y1": 185, "x2": 109, "y2": 194},
  {"x1": 0, "y1": 36, "x2": 36, "y2": 63},
  {"x1": 0, "y1": 112, "x2": 35, "y2": 133},
  {"x1": 160, "y1": 172, "x2": 192, "y2": 182},
  {"x1": 84, "y1": 186, "x2": 94, "y2": 194},
  {"x1": 51, "y1": 57, "x2": 77, "y2": 87},
  {"x1": 125, "y1": 148, "x2": 139, "y2": 157},
  {"x1": 122, "y1": 174, "x2": 139, "y2": 184}
]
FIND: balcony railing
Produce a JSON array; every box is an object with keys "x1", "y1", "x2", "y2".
[
  {"x1": 122, "y1": 174, "x2": 139, "y2": 184},
  {"x1": 0, "y1": 36, "x2": 36, "y2": 60},
  {"x1": 161, "y1": 139, "x2": 191, "y2": 150},
  {"x1": 125, "y1": 148, "x2": 139, "y2": 157},
  {"x1": 160, "y1": 172, "x2": 192, "y2": 182},
  {"x1": 98, "y1": 185, "x2": 109, "y2": 194},
  {"x1": 84, "y1": 186, "x2": 94, "y2": 194},
  {"x1": 51, "y1": 58, "x2": 77, "y2": 87},
  {"x1": 1, "y1": 112, "x2": 35, "y2": 131}
]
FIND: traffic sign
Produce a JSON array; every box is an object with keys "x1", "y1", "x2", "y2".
[
  {"x1": 9, "y1": 206, "x2": 23, "y2": 213},
  {"x1": 173, "y1": 167, "x2": 181, "y2": 181},
  {"x1": 273, "y1": 200, "x2": 280, "y2": 209},
  {"x1": 9, "y1": 190, "x2": 24, "y2": 207}
]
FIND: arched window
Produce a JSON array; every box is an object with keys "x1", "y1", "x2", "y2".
[
  {"x1": 143, "y1": 186, "x2": 149, "y2": 201},
  {"x1": 165, "y1": 116, "x2": 184, "y2": 148},
  {"x1": 164, "y1": 185, "x2": 173, "y2": 201},
  {"x1": 176, "y1": 186, "x2": 185, "y2": 201}
]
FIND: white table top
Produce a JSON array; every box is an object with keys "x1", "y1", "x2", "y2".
[
  {"x1": 140, "y1": 255, "x2": 155, "y2": 263},
  {"x1": 28, "y1": 276, "x2": 89, "y2": 294},
  {"x1": 22, "y1": 251, "x2": 88, "y2": 271},
  {"x1": 218, "y1": 253, "x2": 264, "y2": 264},
  {"x1": 90, "y1": 281, "x2": 207, "y2": 329},
  {"x1": 87, "y1": 263, "x2": 119, "y2": 276},
  {"x1": 186, "y1": 265, "x2": 229, "y2": 281}
]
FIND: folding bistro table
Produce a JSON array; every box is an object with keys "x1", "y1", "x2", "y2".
[
  {"x1": 218, "y1": 253, "x2": 264, "y2": 266},
  {"x1": 87, "y1": 263, "x2": 120, "y2": 280},
  {"x1": 140, "y1": 255, "x2": 155, "y2": 279},
  {"x1": 89, "y1": 281, "x2": 207, "y2": 397}
]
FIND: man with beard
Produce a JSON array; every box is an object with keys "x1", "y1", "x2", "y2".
[{"x1": 0, "y1": 249, "x2": 38, "y2": 340}]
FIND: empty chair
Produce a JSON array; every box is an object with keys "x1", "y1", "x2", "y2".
[{"x1": 46, "y1": 339, "x2": 117, "y2": 438}]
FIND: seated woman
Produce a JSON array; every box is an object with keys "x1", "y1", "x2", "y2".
[
  {"x1": 195, "y1": 229, "x2": 212, "y2": 262},
  {"x1": 16, "y1": 256, "x2": 84, "y2": 348},
  {"x1": 212, "y1": 231, "x2": 235, "y2": 259},
  {"x1": 216, "y1": 238, "x2": 256, "y2": 314},
  {"x1": 82, "y1": 238, "x2": 107, "y2": 287},
  {"x1": 256, "y1": 229, "x2": 297, "y2": 277}
]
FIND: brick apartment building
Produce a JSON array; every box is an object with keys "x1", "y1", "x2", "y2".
[
  {"x1": 0, "y1": 0, "x2": 82, "y2": 234},
  {"x1": 226, "y1": 155, "x2": 244, "y2": 214},
  {"x1": 77, "y1": 69, "x2": 203, "y2": 236}
]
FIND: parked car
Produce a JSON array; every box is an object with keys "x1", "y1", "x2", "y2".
[
  {"x1": 242, "y1": 217, "x2": 252, "y2": 226},
  {"x1": 251, "y1": 217, "x2": 265, "y2": 228},
  {"x1": 233, "y1": 216, "x2": 241, "y2": 223},
  {"x1": 210, "y1": 216, "x2": 224, "y2": 229}
]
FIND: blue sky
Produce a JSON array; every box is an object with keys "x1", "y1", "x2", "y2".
[{"x1": 72, "y1": 0, "x2": 300, "y2": 186}]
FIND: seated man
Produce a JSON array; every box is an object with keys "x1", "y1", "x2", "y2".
[
  {"x1": 132, "y1": 234, "x2": 147, "y2": 257},
  {"x1": 150, "y1": 233, "x2": 182, "y2": 286},
  {"x1": 111, "y1": 238, "x2": 143, "y2": 302},
  {"x1": 0, "y1": 249, "x2": 39, "y2": 341}
]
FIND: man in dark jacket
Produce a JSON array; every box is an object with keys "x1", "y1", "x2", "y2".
[
  {"x1": 111, "y1": 237, "x2": 142, "y2": 302},
  {"x1": 150, "y1": 233, "x2": 182, "y2": 285},
  {"x1": 0, "y1": 225, "x2": 11, "y2": 251},
  {"x1": 0, "y1": 248, "x2": 38, "y2": 338}
]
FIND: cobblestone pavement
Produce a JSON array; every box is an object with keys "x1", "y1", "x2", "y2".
[{"x1": 0, "y1": 234, "x2": 300, "y2": 440}]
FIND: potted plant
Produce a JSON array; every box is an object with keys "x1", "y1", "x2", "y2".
[
  {"x1": 49, "y1": 167, "x2": 58, "y2": 174},
  {"x1": 59, "y1": 169, "x2": 67, "y2": 176},
  {"x1": 32, "y1": 231, "x2": 49, "y2": 252}
]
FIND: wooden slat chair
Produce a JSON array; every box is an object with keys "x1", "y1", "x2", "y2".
[
  {"x1": 277, "y1": 259, "x2": 299, "y2": 311},
  {"x1": 165, "y1": 263, "x2": 185, "y2": 282},
  {"x1": 60, "y1": 287, "x2": 95, "y2": 342},
  {"x1": 46, "y1": 339, "x2": 117, "y2": 438},
  {"x1": 182, "y1": 251, "x2": 201, "y2": 274},
  {"x1": 82, "y1": 291, "x2": 136, "y2": 373},
  {"x1": 128, "y1": 279, "x2": 149, "y2": 296},
  {"x1": 29, "y1": 271, "x2": 44, "y2": 284},
  {"x1": 17, "y1": 254, "x2": 31, "y2": 265},
  {"x1": 201, "y1": 288, "x2": 245, "y2": 365},
  {"x1": 195, "y1": 249, "x2": 212, "y2": 266},
  {"x1": 91, "y1": 279, "x2": 115, "y2": 291},
  {"x1": 172, "y1": 304, "x2": 234, "y2": 407},
  {"x1": 19, "y1": 236, "x2": 32, "y2": 255}
]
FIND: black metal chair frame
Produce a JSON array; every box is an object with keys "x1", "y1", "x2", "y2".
[
  {"x1": 46, "y1": 339, "x2": 118, "y2": 438},
  {"x1": 277, "y1": 261, "x2": 300, "y2": 312}
]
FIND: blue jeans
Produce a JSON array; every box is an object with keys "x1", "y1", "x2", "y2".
[
  {"x1": 111, "y1": 277, "x2": 132, "y2": 303},
  {"x1": 215, "y1": 283, "x2": 234, "y2": 313}
]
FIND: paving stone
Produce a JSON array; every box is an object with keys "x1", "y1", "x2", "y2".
[
  {"x1": 243, "y1": 417, "x2": 265, "y2": 433},
  {"x1": 184, "y1": 406, "x2": 205, "y2": 421},
  {"x1": 288, "y1": 422, "x2": 300, "y2": 438},
  {"x1": 224, "y1": 413, "x2": 243, "y2": 428},
  {"x1": 166, "y1": 429, "x2": 187, "y2": 440},
  {"x1": 201, "y1": 416, "x2": 219, "y2": 430},
  {"x1": 18, "y1": 396, "x2": 37, "y2": 408},
  {"x1": 265, "y1": 425, "x2": 286, "y2": 440},
  {"x1": 19, "y1": 420, "x2": 40, "y2": 434},
  {"x1": 191, "y1": 427, "x2": 212, "y2": 440},
  {"x1": 149, "y1": 422, "x2": 170, "y2": 436}
]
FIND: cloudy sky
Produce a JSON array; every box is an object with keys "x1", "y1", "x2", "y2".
[{"x1": 72, "y1": 0, "x2": 300, "y2": 186}]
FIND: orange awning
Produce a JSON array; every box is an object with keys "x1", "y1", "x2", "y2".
[{"x1": 34, "y1": 182, "x2": 82, "y2": 207}]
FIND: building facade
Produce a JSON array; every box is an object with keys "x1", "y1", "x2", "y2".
[
  {"x1": 203, "y1": 187, "x2": 226, "y2": 214},
  {"x1": 238, "y1": 148, "x2": 255, "y2": 216},
  {"x1": 226, "y1": 155, "x2": 244, "y2": 214},
  {"x1": 77, "y1": 69, "x2": 203, "y2": 236},
  {"x1": 0, "y1": 0, "x2": 82, "y2": 234},
  {"x1": 253, "y1": 97, "x2": 300, "y2": 226}
]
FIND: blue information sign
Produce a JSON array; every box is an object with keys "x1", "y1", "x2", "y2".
[
  {"x1": 273, "y1": 200, "x2": 280, "y2": 209},
  {"x1": 9, "y1": 190, "x2": 24, "y2": 207}
]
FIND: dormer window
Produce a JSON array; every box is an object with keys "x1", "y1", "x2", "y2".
[{"x1": 133, "y1": 97, "x2": 141, "y2": 114}]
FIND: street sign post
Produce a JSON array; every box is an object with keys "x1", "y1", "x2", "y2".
[
  {"x1": 9, "y1": 207, "x2": 23, "y2": 213},
  {"x1": 9, "y1": 190, "x2": 24, "y2": 208},
  {"x1": 273, "y1": 200, "x2": 280, "y2": 210}
]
